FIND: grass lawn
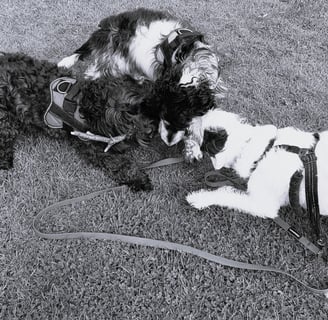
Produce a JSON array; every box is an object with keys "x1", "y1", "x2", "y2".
[{"x1": 1, "y1": 0, "x2": 328, "y2": 318}]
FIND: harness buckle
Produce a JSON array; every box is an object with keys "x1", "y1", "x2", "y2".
[{"x1": 299, "y1": 148, "x2": 317, "y2": 163}]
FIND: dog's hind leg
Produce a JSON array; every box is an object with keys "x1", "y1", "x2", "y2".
[
  {"x1": 0, "y1": 108, "x2": 19, "y2": 169},
  {"x1": 186, "y1": 186, "x2": 280, "y2": 219},
  {"x1": 72, "y1": 140, "x2": 152, "y2": 192}
]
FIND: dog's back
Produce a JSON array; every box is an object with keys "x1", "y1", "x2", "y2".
[{"x1": 0, "y1": 53, "x2": 70, "y2": 123}]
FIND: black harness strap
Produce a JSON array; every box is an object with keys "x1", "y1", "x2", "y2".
[
  {"x1": 47, "y1": 103, "x2": 88, "y2": 133},
  {"x1": 277, "y1": 133, "x2": 324, "y2": 247},
  {"x1": 157, "y1": 28, "x2": 204, "y2": 68},
  {"x1": 62, "y1": 81, "x2": 81, "y2": 114}
]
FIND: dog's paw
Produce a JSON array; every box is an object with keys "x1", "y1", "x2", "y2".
[
  {"x1": 184, "y1": 139, "x2": 203, "y2": 163},
  {"x1": 57, "y1": 54, "x2": 79, "y2": 69},
  {"x1": 186, "y1": 191, "x2": 208, "y2": 210}
]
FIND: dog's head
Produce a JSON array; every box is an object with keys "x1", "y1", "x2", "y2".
[
  {"x1": 79, "y1": 77, "x2": 157, "y2": 151},
  {"x1": 158, "y1": 81, "x2": 216, "y2": 146},
  {"x1": 178, "y1": 42, "x2": 225, "y2": 93},
  {"x1": 142, "y1": 66, "x2": 218, "y2": 146}
]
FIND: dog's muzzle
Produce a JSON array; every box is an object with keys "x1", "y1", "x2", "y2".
[{"x1": 158, "y1": 120, "x2": 185, "y2": 146}]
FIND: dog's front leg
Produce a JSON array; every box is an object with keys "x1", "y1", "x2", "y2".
[
  {"x1": 184, "y1": 137, "x2": 203, "y2": 163},
  {"x1": 184, "y1": 120, "x2": 204, "y2": 163},
  {"x1": 186, "y1": 186, "x2": 279, "y2": 219},
  {"x1": 210, "y1": 154, "x2": 226, "y2": 170}
]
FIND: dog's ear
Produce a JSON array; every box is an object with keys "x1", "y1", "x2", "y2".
[
  {"x1": 193, "y1": 81, "x2": 216, "y2": 114},
  {"x1": 177, "y1": 81, "x2": 215, "y2": 122},
  {"x1": 201, "y1": 129, "x2": 228, "y2": 156}
]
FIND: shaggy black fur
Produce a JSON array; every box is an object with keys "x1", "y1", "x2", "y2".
[
  {"x1": 142, "y1": 67, "x2": 216, "y2": 144},
  {"x1": 200, "y1": 129, "x2": 228, "y2": 157},
  {"x1": 0, "y1": 52, "x2": 157, "y2": 191}
]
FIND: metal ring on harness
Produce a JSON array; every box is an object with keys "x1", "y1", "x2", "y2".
[{"x1": 56, "y1": 80, "x2": 73, "y2": 94}]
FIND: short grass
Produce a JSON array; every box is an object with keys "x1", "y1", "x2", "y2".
[{"x1": 1, "y1": 0, "x2": 328, "y2": 319}]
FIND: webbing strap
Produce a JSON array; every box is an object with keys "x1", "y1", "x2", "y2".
[
  {"x1": 44, "y1": 77, "x2": 89, "y2": 132},
  {"x1": 278, "y1": 140, "x2": 324, "y2": 246},
  {"x1": 204, "y1": 170, "x2": 246, "y2": 189},
  {"x1": 274, "y1": 217, "x2": 322, "y2": 255},
  {"x1": 303, "y1": 152, "x2": 321, "y2": 237},
  {"x1": 33, "y1": 181, "x2": 328, "y2": 297},
  {"x1": 142, "y1": 157, "x2": 184, "y2": 169}
]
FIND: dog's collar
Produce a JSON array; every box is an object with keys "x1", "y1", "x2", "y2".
[
  {"x1": 155, "y1": 28, "x2": 204, "y2": 68},
  {"x1": 44, "y1": 77, "x2": 89, "y2": 132}
]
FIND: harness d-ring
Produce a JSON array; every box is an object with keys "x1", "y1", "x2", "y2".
[{"x1": 56, "y1": 80, "x2": 73, "y2": 94}]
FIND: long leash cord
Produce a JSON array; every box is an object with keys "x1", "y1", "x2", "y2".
[{"x1": 33, "y1": 158, "x2": 328, "y2": 297}]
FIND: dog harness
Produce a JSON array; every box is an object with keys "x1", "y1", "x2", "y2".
[
  {"x1": 204, "y1": 132, "x2": 325, "y2": 254},
  {"x1": 256, "y1": 133, "x2": 325, "y2": 250},
  {"x1": 277, "y1": 133, "x2": 325, "y2": 248},
  {"x1": 155, "y1": 28, "x2": 204, "y2": 68},
  {"x1": 44, "y1": 77, "x2": 127, "y2": 150},
  {"x1": 44, "y1": 77, "x2": 89, "y2": 132}
]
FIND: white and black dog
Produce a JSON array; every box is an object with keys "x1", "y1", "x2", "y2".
[
  {"x1": 186, "y1": 109, "x2": 328, "y2": 222},
  {"x1": 58, "y1": 8, "x2": 226, "y2": 147}
]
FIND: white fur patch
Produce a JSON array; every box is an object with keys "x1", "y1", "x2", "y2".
[
  {"x1": 84, "y1": 63, "x2": 102, "y2": 80},
  {"x1": 57, "y1": 54, "x2": 80, "y2": 68},
  {"x1": 129, "y1": 20, "x2": 182, "y2": 80},
  {"x1": 159, "y1": 120, "x2": 185, "y2": 146}
]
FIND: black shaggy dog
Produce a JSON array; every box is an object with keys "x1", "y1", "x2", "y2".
[
  {"x1": 0, "y1": 52, "x2": 157, "y2": 191},
  {"x1": 58, "y1": 8, "x2": 226, "y2": 150}
]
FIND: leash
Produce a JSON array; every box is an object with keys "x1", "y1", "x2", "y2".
[
  {"x1": 142, "y1": 157, "x2": 184, "y2": 169},
  {"x1": 33, "y1": 158, "x2": 328, "y2": 297}
]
